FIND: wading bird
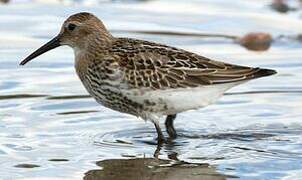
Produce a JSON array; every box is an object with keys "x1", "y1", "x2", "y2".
[{"x1": 20, "y1": 12, "x2": 276, "y2": 144}]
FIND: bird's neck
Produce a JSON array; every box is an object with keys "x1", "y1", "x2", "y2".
[
  {"x1": 73, "y1": 34, "x2": 114, "y2": 75},
  {"x1": 75, "y1": 33, "x2": 113, "y2": 57}
]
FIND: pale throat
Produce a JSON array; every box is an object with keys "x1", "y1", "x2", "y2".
[
  {"x1": 73, "y1": 46, "x2": 89, "y2": 81},
  {"x1": 73, "y1": 46, "x2": 86, "y2": 64}
]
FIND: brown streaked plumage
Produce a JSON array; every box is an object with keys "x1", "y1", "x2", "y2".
[{"x1": 20, "y1": 12, "x2": 277, "y2": 144}]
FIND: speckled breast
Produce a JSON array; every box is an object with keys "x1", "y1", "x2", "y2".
[{"x1": 77, "y1": 59, "x2": 144, "y2": 116}]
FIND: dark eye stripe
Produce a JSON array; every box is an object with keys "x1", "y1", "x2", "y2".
[{"x1": 68, "y1": 24, "x2": 77, "y2": 31}]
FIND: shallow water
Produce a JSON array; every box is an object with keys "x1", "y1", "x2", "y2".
[{"x1": 1, "y1": 0, "x2": 302, "y2": 179}]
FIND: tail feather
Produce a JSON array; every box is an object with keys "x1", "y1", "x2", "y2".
[{"x1": 253, "y1": 68, "x2": 277, "y2": 79}]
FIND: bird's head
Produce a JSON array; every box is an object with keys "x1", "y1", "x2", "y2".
[{"x1": 20, "y1": 12, "x2": 111, "y2": 65}]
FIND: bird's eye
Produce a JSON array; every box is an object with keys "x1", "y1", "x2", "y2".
[{"x1": 67, "y1": 23, "x2": 77, "y2": 31}]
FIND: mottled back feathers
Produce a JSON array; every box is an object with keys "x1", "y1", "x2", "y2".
[{"x1": 92, "y1": 38, "x2": 276, "y2": 90}]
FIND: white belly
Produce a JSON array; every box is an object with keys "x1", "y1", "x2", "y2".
[{"x1": 126, "y1": 82, "x2": 243, "y2": 116}]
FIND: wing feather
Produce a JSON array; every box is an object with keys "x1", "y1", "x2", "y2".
[{"x1": 108, "y1": 38, "x2": 275, "y2": 90}]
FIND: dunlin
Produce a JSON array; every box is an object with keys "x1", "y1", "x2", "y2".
[{"x1": 20, "y1": 12, "x2": 277, "y2": 144}]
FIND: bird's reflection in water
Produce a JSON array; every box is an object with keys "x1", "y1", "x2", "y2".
[
  {"x1": 83, "y1": 158, "x2": 231, "y2": 180},
  {"x1": 84, "y1": 143, "x2": 236, "y2": 180}
]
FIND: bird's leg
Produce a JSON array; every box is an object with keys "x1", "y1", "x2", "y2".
[
  {"x1": 153, "y1": 143, "x2": 162, "y2": 159},
  {"x1": 165, "y1": 114, "x2": 177, "y2": 139},
  {"x1": 154, "y1": 122, "x2": 166, "y2": 144}
]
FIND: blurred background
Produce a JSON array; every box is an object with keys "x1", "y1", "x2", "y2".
[{"x1": 1, "y1": 0, "x2": 302, "y2": 179}]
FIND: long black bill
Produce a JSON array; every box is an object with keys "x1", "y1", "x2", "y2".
[{"x1": 19, "y1": 35, "x2": 61, "y2": 66}]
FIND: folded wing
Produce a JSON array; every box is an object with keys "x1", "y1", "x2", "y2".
[{"x1": 110, "y1": 38, "x2": 276, "y2": 90}]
